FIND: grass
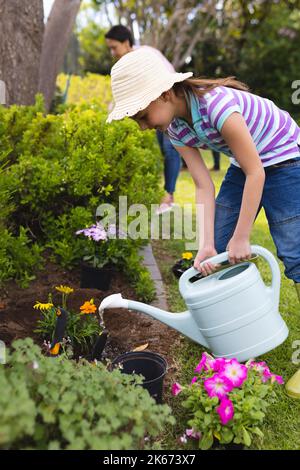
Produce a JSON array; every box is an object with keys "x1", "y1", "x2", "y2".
[{"x1": 152, "y1": 150, "x2": 300, "y2": 450}]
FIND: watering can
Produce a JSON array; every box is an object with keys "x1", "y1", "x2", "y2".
[{"x1": 99, "y1": 245, "x2": 289, "y2": 362}]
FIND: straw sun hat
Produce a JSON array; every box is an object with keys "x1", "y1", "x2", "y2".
[{"x1": 106, "y1": 48, "x2": 193, "y2": 123}]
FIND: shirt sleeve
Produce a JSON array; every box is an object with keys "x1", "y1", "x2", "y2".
[
  {"x1": 167, "y1": 127, "x2": 186, "y2": 147},
  {"x1": 206, "y1": 87, "x2": 241, "y2": 132}
]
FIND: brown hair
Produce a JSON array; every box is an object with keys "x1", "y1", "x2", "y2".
[{"x1": 173, "y1": 76, "x2": 249, "y2": 106}]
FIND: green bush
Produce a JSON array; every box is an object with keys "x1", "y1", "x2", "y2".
[
  {"x1": 0, "y1": 227, "x2": 43, "y2": 287},
  {"x1": 0, "y1": 97, "x2": 163, "y2": 299},
  {"x1": 0, "y1": 338, "x2": 174, "y2": 450}
]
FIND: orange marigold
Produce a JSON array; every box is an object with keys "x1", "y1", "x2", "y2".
[{"x1": 80, "y1": 299, "x2": 97, "y2": 315}]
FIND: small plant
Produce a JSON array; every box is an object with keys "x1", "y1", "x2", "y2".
[
  {"x1": 172, "y1": 352, "x2": 284, "y2": 450},
  {"x1": 0, "y1": 338, "x2": 175, "y2": 450},
  {"x1": 172, "y1": 252, "x2": 194, "y2": 279},
  {"x1": 34, "y1": 285, "x2": 102, "y2": 356},
  {"x1": 76, "y1": 222, "x2": 125, "y2": 269}
]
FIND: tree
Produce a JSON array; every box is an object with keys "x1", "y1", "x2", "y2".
[
  {"x1": 38, "y1": 0, "x2": 82, "y2": 111},
  {"x1": 0, "y1": 0, "x2": 44, "y2": 105},
  {"x1": 78, "y1": 21, "x2": 113, "y2": 74},
  {"x1": 91, "y1": 0, "x2": 219, "y2": 69}
]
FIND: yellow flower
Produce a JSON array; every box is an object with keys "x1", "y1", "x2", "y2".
[
  {"x1": 55, "y1": 285, "x2": 74, "y2": 295},
  {"x1": 33, "y1": 301, "x2": 54, "y2": 311},
  {"x1": 80, "y1": 299, "x2": 97, "y2": 315},
  {"x1": 182, "y1": 252, "x2": 193, "y2": 260}
]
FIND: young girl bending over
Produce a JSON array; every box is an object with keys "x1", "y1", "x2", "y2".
[{"x1": 106, "y1": 48, "x2": 300, "y2": 302}]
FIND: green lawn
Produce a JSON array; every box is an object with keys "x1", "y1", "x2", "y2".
[{"x1": 152, "y1": 151, "x2": 300, "y2": 450}]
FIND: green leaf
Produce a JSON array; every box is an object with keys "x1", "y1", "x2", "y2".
[
  {"x1": 199, "y1": 431, "x2": 214, "y2": 450},
  {"x1": 242, "y1": 427, "x2": 252, "y2": 447}
]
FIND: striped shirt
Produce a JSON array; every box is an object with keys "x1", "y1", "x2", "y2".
[{"x1": 167, "y1": 86, "x2": 300, "y2": 167}]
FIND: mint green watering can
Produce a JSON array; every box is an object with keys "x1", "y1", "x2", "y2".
[{"x1": 99, "y1": 245, "x2": 288, "y2": 362}]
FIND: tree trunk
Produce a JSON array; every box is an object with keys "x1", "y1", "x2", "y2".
[
  {"x1": 38, "y1": 0, "x2": 81, "y2": 111},
  {"x1": 0, "y1": 0, "x2": 44, "y2": 105}
]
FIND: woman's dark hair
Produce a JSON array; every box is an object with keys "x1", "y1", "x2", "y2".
[{"x1": 105, "y1": 25, "x2": 134, "y2": 47}]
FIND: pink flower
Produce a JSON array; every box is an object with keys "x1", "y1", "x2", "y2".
[
  {"x1": 186, "y1": 428, "x2": 202, "y2": 440},
  {"x1": 194, "y1": 352, "x2": 226, "y2": 373},
  {"x1": 194, "y1": 353, "x2": 209, "y2": 373},
  {"x1": 172, "y1": 382, "x2": 182, "y2": 396},
  {"x1": 262, "y1": 368, "x2": 273, "y2": 383},
  {"x1": 204, "y1": 373, "x2": 234, "y2": 399},
  {"x1": 248, "y1": 361, "x2": 269, "y2": 374},
  {"x1": 211, "y1": 357, "x2": 227, "y2": 372},
  {"x1": 271, "y1": 374, "x2": 284, "y2": 384},
  {"x1": 217, "y1": 397, "x2": 235, "y2": 425},
  {"x1": 221, "y1": 359, "x2": 248, "y2": 388},
  {"x1": 190, "y1": 376, "x2": 198, "y2": 385}
]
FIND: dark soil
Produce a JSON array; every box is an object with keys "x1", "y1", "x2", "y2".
[{"x1": 0, "y1": 260, "x2": 181, "y2": 396}]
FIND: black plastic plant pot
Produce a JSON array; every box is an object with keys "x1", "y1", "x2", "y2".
[
  {"x1": 112, "y1": 351, "x2": 168, "y2": 404},
  {"x1": 172, "y1": 259, "x2": 193, "y2": 279},
  {"x1": 80, "y1": 263, "x2": 113, "y2": 291}
]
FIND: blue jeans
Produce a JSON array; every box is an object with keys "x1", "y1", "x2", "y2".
[
  {"x1": 214, "y1": 157, "x2": 300, "y2": 282},
  {"x1": 156, "y1": 130, "x2": 181, "y2": 194}
]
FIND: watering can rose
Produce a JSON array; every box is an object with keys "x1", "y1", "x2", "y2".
[{"x1": 172, "y1": 352, "x2": 284, "y2": 449}]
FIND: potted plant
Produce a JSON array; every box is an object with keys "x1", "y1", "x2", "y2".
[
  {"x1": 34, "y1": 285, "x2": 105, "y2": 358},
  {"x1": 172, "y1": 252, "x2": 194, "y2": 279},
  {"x1": 76, "y1": 222, "x2": 122, "y2": 290},
  {"x1": 172, "y1": 352, "x2": 284, "y2": 449}
]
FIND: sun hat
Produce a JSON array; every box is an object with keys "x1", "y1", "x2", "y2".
[{"x1": 106, "y1": 48, "x2": 193, "y2": 123}]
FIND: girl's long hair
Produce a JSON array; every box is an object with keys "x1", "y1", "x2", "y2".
[{"x1": 173, "y1": 76, "x2": 249, "y2": 103}]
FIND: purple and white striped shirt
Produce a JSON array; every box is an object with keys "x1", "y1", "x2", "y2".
[{"x1": 167, "y1": 86, "x2": 300, "y2": 167}]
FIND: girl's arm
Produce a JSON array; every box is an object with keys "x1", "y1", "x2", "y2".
[
  {"x1": 173, "y1": 145, "x2": 218, "y2": 274},
  {"x1": 220, "y1": 112, "x2": 266, "y2": 264}
]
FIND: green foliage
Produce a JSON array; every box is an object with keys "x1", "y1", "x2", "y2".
[
  {"x1": 77, "y1": 22, "x2": 113, "y2": 74},
  {"x1": 56, "y1": 73, "x2": 112, "y2": 110},
  {"x1": 0, "y1": 96, "x2": 162, "y2": 299},
  {"x1": 0, "y1": 338, "x2": 175, "y2": 450},
  {"x1": 0, "y1": 227, "x2": 43, "y2": 287},
  {"x1": 122, "y1": 249, "x2": 156, "y2": 303}
]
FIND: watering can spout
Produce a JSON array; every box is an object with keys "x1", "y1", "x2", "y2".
[{"x1": 99, "y1": 294, "x2": 209, "y2": 347}]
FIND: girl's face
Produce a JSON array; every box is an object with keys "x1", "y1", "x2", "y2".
[{"x1": 131, "y1": 93, "x2": 176, "y2": 132}]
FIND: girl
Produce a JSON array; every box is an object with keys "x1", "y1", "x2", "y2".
[{"x1": 106, "y1": 48, "x2": 300, "y2": 301}]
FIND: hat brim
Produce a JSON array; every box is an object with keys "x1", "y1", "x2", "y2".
[{"x1": 106, "y1": 71, "x2": 193, "y2": 124}]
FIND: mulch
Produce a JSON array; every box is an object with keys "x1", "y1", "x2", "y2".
[{"x1": 0, "y1": 259, "x2": 182, "y2": 397}]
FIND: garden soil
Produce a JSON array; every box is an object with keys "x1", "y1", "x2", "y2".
[{"x1": 0, "y1": 261, "x2": 181, "y2": 397}]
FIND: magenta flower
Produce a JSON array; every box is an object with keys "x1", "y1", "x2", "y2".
[
  {"x1": 217, "y1": 397, "x2": 235, "y2": 425},
  {"x1": 204, "y1": 373, "x2": 234, "y2": 399},
  {"x1": 271, "y1": 374, "x2": 284, "y2": 384},
  {"x1": 190, "y1": 376, "x2": 198, "y2": 385},
  {"x1": 186, "y1": 428, "x2": 202, "y2": 440},
  {"x1": 211, "y1": 357, "x2": 227, "y2": 372},
  {"x1": 194, "y1": 352, "x2": 226, "y2": 373},
  {"x1": 172, "y1": 382, "x2": 183, "y2": 396},
  {"x1": 221, "y1": 359, "x2": 248, "y2": 388},
  {"x1": 194, "y1": 353, "x2": 209, "y2": 373}
]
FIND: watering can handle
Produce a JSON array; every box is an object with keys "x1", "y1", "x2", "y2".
[{"x1": 179, "y1": 244, "x2": 281, "y2": 306}]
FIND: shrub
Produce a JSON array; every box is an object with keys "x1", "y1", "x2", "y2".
[
  {"x1": 0, "y1": 97, "x2": 162, "y2": 299},
  {"x1": 0, "y1": 227, "x2": 43, "y2": 288},
  {"x1": 56, "y1": 73, "x2": 112, "y2": 110},
  {"x1": 0, "y1": 338, "x2": 174, "y2": 450}
]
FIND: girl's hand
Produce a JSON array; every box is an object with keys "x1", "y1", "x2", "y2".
[
  {"x1": 194, "y1": 246, "x2": 218, "y2": 276},
  {"x1": 226, "y1": 236, "x2": 251, "y2": 264}
]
